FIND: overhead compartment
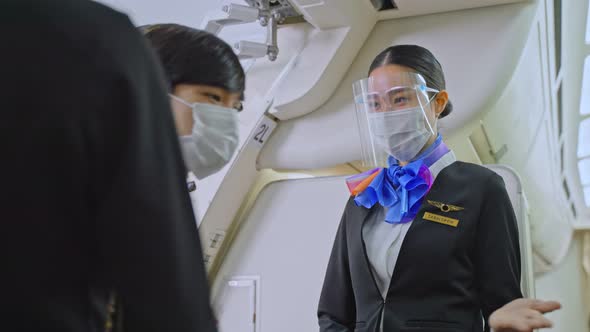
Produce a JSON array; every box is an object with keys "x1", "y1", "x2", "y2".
[{"x1": 258, "y1": 2, "x2": 537, "y2": 170}]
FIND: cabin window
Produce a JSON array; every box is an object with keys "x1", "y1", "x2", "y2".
[
  {"x1": 581, "y1": 56, "x2": 590, "y2": 116},
  {"x1": 579, "y1": 158, "x2": 590, "y2": 186},
  {"x1": 554, "y1": 0, "x2": 562, "y2": 75},
  {"x1": 584, "y1": 186, "x2": 590, "y2": 207},
  {"x1": 557, "y1": 83, "x2": 563, "y2": 138},
  {"x1": 578, "y1": 118, "x2": 590, "y2": 158}
]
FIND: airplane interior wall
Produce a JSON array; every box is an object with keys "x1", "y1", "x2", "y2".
[
  {"x1": 444, "y1": 1, "x2": 590, "y2": 329},
  {"x1": 481, "y1": 8, "x2": 571, "y2": 268},
  {"x1": 211, "y1": 176, "x2": 351, "y2": 332},
  {"x1": 536, "y1": 233, "x2": 590, "y2": 332},
  {"x1": 193, "y1": 22, "x2": 317, "y2": 223}
]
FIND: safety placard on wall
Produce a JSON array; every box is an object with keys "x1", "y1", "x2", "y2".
[{"x1": 203, "y1": 230, "x2": 226, "y2": 270}]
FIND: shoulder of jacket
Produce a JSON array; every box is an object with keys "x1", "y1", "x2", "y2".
[{"x1": 446, "y1": 161, "x2": 500, "y2": 182}]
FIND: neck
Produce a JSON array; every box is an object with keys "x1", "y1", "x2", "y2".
[{"x1": 399, "y1": 133, "x2": 439, "y2": 166}]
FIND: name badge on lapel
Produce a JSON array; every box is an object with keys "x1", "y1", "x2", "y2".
[{"x1": 423, "y1": 212, "x2": 459, "y2": 227}]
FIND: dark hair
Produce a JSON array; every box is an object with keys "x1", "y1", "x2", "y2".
[
  {"x1": 140, "y1": 24, "x2": 245, "y2": 99},
  {"x1": 369, "y1": 45, "x2": 453, "y2": 118}
]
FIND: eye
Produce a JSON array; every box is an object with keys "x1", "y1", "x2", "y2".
[
  {"x1": 365, "y1": 97, "x2": 381, "y2": 111},
  {"x1": 204, "y1": 93, "x2": 222, "y2": 104},
  {"x1": 393, "y1": 96, "x2": 409, "y2": 104}
]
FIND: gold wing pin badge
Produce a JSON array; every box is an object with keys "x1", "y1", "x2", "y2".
[{"x1": 427, "y1": 200, "x2": 464, "y2": 213}]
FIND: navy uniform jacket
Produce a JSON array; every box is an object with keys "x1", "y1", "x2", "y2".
[
  {"x1": 0, "y1": 0, "x2": 215, "y2": 331},
  {"x1": 318, "y1": 162, "x2": 522, "y2": 332}
]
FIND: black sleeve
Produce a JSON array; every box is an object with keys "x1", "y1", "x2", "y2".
[
  {"x1": 86, "y1": 14, "x2": 216, "y2": 332},
  {"x1": 318, "y1": 200, "x2": 356, "y2": 332},
  {"x1": 475, "y1": 173, "x2": 523, "y2": 331}
]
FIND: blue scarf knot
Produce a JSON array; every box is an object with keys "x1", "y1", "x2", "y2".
[{"x1": 354, "y1": 157, "x2": 433, "y2": 223}]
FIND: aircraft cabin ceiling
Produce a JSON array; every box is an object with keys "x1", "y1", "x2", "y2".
[
  {"x1": 256, "y1": 1, "x2": 534, "y2": 170},
  {"x1": 98, "y1": 0, "x2": 527, "y2": 25}
]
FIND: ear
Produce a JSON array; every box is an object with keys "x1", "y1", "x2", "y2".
[{"x1": 434, "y1": 90, "x2": 449, "y2": 117}]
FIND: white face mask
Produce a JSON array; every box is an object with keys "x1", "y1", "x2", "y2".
[
  {"x1": 369, "y1": 107, "x2": 434, "y2": 162},
  {"x1": 173, "y1": 97, "x2": 240, "y2": 180}
]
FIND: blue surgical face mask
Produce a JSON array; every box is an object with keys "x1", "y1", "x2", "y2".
[{"x1": 170, "y1": 95, "x2": 240, "y2": 179}]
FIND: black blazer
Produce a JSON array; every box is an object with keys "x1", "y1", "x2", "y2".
[
  {"x1": 1, "y1": 0, "x2": 215, "y2": 331},
  {"x1": 318, "y1": 162, "x2": 522, "y2": 332}
]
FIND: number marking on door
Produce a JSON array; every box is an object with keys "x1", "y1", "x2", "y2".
[{"x1": 251, "y1": 116, "x2": 277, "y2": 148}]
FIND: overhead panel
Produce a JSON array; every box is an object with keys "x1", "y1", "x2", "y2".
[
  {"x1": 258, "y1": 2, "x2": 536, "y2": 170},
  {"x1": 261, "y1": 0, "x2": 377, "y2": 121}
]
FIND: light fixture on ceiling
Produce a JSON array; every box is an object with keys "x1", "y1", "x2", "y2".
[
  {"x1": 203, "y1": 3, "x2": 260, "y2": 35},
  {"x1": 202, "y1": 0, "x2": 301, "y2": 62}
]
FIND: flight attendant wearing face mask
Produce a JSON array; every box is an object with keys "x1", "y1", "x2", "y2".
[
  {"x1": 318, "y1": 45, "x2": 523, "y2": 332},
  {"x1": 141, "y1": 23, "x2": 244, "y2": 197}
]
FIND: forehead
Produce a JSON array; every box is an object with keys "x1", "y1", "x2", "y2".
[
  {"x1": 367, "y1": 65, "x2": 424, "y2": 92},
  {"x1": 174, "y1": 83, "x2": 241, "y2": 101}
]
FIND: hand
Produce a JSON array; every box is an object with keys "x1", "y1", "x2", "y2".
[{"x1": 489, "y1": 298, "x2": 561, "y2": 332}]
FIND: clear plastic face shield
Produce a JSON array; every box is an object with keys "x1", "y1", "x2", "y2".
[{"x1": 353, "y1": 72, "x2": 439, "y2": 167}]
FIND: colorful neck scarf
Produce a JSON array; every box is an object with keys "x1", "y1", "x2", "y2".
[{"x1": 347, "y1": 135, "x2": 449, "y2": 223}]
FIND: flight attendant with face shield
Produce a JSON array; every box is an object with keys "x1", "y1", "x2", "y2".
[
  {"x1": 318, "y1": 45, "x2": 522, "y2": 332},
  {"x1": 142, "y1": 24, "x2": 245, "y2": 217}
]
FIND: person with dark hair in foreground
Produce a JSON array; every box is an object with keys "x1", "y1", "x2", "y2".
[{"x1": 0, "y1": 1, "x2": 215, "y2": 331}]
